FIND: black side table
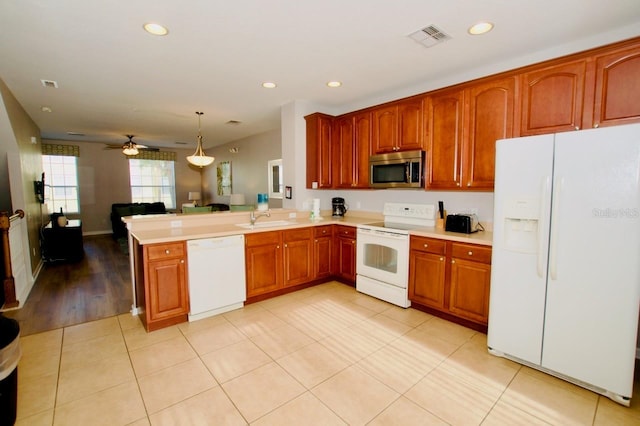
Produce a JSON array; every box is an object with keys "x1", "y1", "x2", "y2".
[{"x1": 42, "y1": 219, "x2": 84, "y2": 262}]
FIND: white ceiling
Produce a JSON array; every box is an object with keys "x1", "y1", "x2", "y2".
[{"x1": 0, "y1": 1, "x2": 639, "y2": 150}]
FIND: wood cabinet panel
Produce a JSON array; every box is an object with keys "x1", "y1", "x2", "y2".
[
  {"x1": 245, "y1": 231, "x2": 283, "y2": 297},
  {"x1": 333, "y1": 112, "x2": 371, "y2": 189},
  {"x1": 426, "y1": 89, "x2": 465, "y2": 189},
  {"x1": 372, "y1": 99, "x2": 423, "y2": 154},
  {"x1": 520, "y1": 60, "x2": 587, "y2": 135},
  {"x1": 283, "y1": 228, "x2": 313, "y2": 287},
  {"x1": 408, "y1": 250, "x2": 446, "y2": 309},
  {"x1": 592, "y1": 45, "x2": 640, "y2": 128},
  {"x1": 450, "y1": 243, "x2": 492, "y2": 264},
  {"x1": 354, "y1": 112, "x2": 372, "y2": 188},
  {"x1": 334, "y1": 225, "x2": 356, "y2": 283},
  {"x1": 314, "y1": 234, "x2": 332, "y2": 279},
  {"x1": 372, "y1": 105, "x2": 397, "y2": 154},
  {"x1": 449, "y1": 257, "x2": 491, "y2": 324},
  {"x1": 465, "y1": 77, "x2": 516, "y2": 189},
  {"x1": 305, "y1": 113, "x2": 333, "y2": 188},
  {"x1": 141, "y1": 241, "x2": 189, "y2": 331}
]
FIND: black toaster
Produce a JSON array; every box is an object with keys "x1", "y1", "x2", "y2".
[{"x1": 445, "y1": 214, "x2": 479, "y2": 234}]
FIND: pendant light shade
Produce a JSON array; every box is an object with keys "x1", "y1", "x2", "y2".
[{"x1": 187, "y1": 111, "x2": 215, "y2": 167}]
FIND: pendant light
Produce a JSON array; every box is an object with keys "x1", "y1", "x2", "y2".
[{"x1": 187, "y1": 111, "x2": 215, "y2": 167}]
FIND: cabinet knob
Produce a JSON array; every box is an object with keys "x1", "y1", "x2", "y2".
[
  {"x1": 352, "y1": 240, "x2": 355, "y2": 244},
  {"x1": 451, "y1": 259, "x2": 456, "y2": 264},
  {"x1": 467, "y1": 183, "x2": 471, "y2": 187},
  {"x1": 468, "y1": 251, "x2": 473, "y2": 256},
  {"x1": 165, "y1": 249, "x2": 170, "y2": 254},
  {"x1": 284, "y1": 244, "x2": 288, "y2": 248},
  {"x1": 423, "y1": 243, "x2": 428, "y2": 248},
  {"x1": 456, "y1": 182, "x2": 460, "y2": 187},
  {"x1": 594, "y1": 123, "x2": 599, "y2": 128},
  {"x1": 315, "y1": 239, "x2": 318, "y2": 243},
  {"x1": 440, "y1": 257, "x2": 444, "y2": 261},
  {"x1": 277, "y1": 245, "x2": 280, "y2": 249},
  {"x1": 180, "y1": 260, "x2": 184, "y2": 264},
  {"x1": 575, "y1": 126, "x2": 580, "y2": 130}
]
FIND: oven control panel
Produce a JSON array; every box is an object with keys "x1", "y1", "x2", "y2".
[{"x1": 383, "y1": 203, "x2": 435, "y2": 220}]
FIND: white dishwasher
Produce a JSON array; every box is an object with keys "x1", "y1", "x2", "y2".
[{"x1": 187, "y1": 234, "x2": 246, "y2": 321}]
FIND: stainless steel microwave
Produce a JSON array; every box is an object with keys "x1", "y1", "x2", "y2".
[{"x1": 369, "y1": 150, "x2": 424, "y2": 188}]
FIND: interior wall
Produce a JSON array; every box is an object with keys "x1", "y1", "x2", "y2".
[
  {"x1": 42, "y1": 139, "x2": 201, "y2": 234},
  {"x1": 0, "y1": 77, "x2": 45, "y2": 274},
  {"x1": 201, "y1": 129, "x2": 282, "y2": 208}
]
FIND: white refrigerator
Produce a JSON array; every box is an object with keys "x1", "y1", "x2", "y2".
[{"x1": 488, "y1": 123, "x2": 640, "y2": 406}]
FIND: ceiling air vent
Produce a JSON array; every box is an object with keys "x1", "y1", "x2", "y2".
[
  {"x1": 408, "y1": 25, "x2": 451, "y2": 48},
  {"x1": 226, "y1": 120, "x2": 241, "y2": 126},
  {"x1": 40, "y1": 79, "x2": 59, "y2": 88}
]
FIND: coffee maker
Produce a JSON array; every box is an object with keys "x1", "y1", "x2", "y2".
[{"x1": 331, "y1": 197, "x2": 348, "y2": 217}]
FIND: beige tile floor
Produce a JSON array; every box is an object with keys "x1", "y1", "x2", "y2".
[{"x1": 14, "y1": 281, "x2": 640, "y2": 425}]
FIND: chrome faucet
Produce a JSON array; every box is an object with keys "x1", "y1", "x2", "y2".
[{"x1": 250, "y1": 209, "x2": 271, "y2": 225}]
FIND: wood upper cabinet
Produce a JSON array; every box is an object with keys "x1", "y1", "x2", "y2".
[
  {"x1": 408, "y1": 236, "x2": 447, "y2": 309},
  {"x1": 333, "y1": 112, "x2": 371, "y2": 189},
  {"x1": 427, "y1": 77, "x2": 516, "y2": 190},
  {"x1": 426, "y1": 88, "x2": 465, "y2": 189},
  {"x1": 520, "y1": 60, "x2": 587, "y2": 135},
  {"x1": 449, "y1": 243, "x2": 492, "y2": 324},
  {"x1": 464, "y1": 77, "x2": 517, "y2": 189},
  {"x1": 142, "y1": 241, "x2": 189, "y2": 331},
  {"x1": 313, "y1": 226, "x2": 333, "y2": 279},
  {"x1": 245, "y1": 231, "x2": 283, "y2": 297},
  {"x1": 305, "y1": 113, "x2": 333, "y2": 188},
  {"x1": 283, "y1": 228, "x2": 314, "y2": 287},
  {"x1": 372, "y1": 98, "x2": 423, "y2": 154},
  {"x1": 333, "y1": 225, "x2": 356, "y2": 283},
  {"x1": 591, "y1": 44, "x2": 640, "y2": 128}
]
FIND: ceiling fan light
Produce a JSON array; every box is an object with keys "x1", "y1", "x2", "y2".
[
  {"x1": 122, "y1": 144, "x2": 139, "y2": 156},
  {"x1": 186, "y1": 112, "x2": 215, "y2": 167}
]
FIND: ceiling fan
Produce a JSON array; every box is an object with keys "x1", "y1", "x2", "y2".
[{"x1": 104, "y1": 135, "x2": 158, "y2": 156}]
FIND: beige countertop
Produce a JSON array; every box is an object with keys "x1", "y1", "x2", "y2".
[{"x1": 127, "y1": 210, "x2": 492, "y2": 246}]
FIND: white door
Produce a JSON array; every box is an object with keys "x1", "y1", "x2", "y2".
[
  {"x1": 488, "y1": 134, "x2": 554, "y2": 365},
  {"x1": 541, "y1": 125, "x2": 640, "y2": 397}
]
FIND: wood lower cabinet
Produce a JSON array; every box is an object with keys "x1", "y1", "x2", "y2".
[
  {"x1": 139, "y1": 241, "x2": 189, "y2": 331},
  {"x1": 334, "y1": 225, "x2": 356, "y2": 283},
  {"x1": 313, "y1": 225, "x2": 333, "y2": 279},
  {"x1": 409, "y1": 236, "x2": 491, "y2": 326},
  {"x1": 245, "y1": 231, "x2": 283, "y2": 297},
  {"x1": 283, "y1": 228, "x2": 314, "y2": 287}
]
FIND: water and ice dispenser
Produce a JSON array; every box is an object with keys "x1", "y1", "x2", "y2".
[{"x1": 502, "y1": 197, "x2": 541, "y2": 253}]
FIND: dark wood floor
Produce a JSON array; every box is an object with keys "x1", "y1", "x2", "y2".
[{"x1": 4, "y1": 235, "x2": 132, "y2": 336}]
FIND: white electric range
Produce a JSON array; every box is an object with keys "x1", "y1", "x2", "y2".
[{"x1": 356, "y1": 203, "x2": 436, "y2": 307}]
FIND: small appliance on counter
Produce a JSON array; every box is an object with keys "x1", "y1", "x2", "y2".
[
  {"x1": 331, "y1": 197, "x2": 347, "y2": 217},
  {"x1": 445, "y1": 214, "x2": 481, "y2": 234}
]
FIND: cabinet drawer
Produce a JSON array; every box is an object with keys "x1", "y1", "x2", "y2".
[
  {"x1": 451, "y1": 243, "x2": 491, "y2": 264},
  {"x1": 314, "y1": 225, "x2": 332, "y2": 237},
  {"x1": 146, "y1": 242, "x2": 185, "y2": 261},
  {"x1": 334, "y1": 225, "x2": 356, "y2": 239},
  {"x1": 410, "y1": 236, "x2": 446, "y2": 255},
  {"x1": 245, "y1": 230, "x2": 281, "y2": 247},
  {"x1": 283, "y1": 227, "x2": 313, "y2": 242}
]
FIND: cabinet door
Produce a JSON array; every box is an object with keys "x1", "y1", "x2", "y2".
[
  {"x1": 592, "y1": 46, "x2": 640, "y2": 128},
  {"x1": 372, "y1": 105, "x2": 397, "y2": 154},
  {"x1": 245, "y1": 233, "x2": 283, "y2": 297},
  {"x1": 305, "y1": 113, "x2": 333, "y2": 188},
  {"x1": 520, "y1": 60, "x2": 587, "y2": 135},
  {"x1": 464, "y1": 77, "x2": 516, "y2": 190},
  {"x1": 353, "y1": 112, "x2": 372, "y2": 188},
  {"x1": 449, "y1": 258, "x2": 491, "y2": 324},
  {"x1": 283, "y1": 236, "x2": 313, "y2": 287},
  {"x1": 336, "y1": 236, "x2": 356, "y2": 283},
  {"x1": 314, "y1": 235, "x2": 332, "y2": 279},
  {"x1": 427, "y1": 89, "x2": 465, "y2": 189},
  {"x1": 333, "y1": 115, "x2": 355, "y2": 188},
  {"x1": 397, "y1": 98, "x2": 423, "y2": 151},
  {"x1": 147, "y1": 258, "x2": 188, "y2": 322},
  {"x1": 408, "y1": 250, "x2": 446, "y2": 309}
]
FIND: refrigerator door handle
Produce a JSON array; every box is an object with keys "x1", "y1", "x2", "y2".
[
  {"x1": 537, "y1": 176, "x2": 551, "y2": 278},
  {"x1": 549, "y1": 176, "x2": 563, "y2": 280}
]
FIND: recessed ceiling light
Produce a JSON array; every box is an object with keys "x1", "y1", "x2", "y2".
[
  {"x1": 262, "y1": 82, "x2": 277, "y2": 89},
  {"x1": 327, "y1": 81, "x2": 342, "y2": 88},
  {"x1": 468, "y1": 22, "x2": 494, "y2": 35},
  {"x1": 143, "y1": 23, "x2": 169, "y2": 36}
]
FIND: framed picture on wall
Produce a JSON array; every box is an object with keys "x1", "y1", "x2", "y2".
[{"x1": 217, "y1": 161, "x2": 232, "y2": 196}]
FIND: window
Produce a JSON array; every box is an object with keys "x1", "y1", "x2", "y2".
[
  {"x1": 129, "y1": 159, "x2": 176, "y2": 209},
  {"x1": 42, "y1": 155, "x2": 80, "y2": 214}
]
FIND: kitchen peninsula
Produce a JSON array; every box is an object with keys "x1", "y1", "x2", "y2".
[{"x1": 123, "y1": 209, "x2": 492, "y2": 332}]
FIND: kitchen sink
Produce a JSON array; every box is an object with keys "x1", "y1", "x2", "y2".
[{"x1": 235, "y1": 220, "x2": 297, "y2": 229}]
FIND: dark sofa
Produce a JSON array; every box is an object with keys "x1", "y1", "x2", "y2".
[{"x1": 111, "y1": 202, "x2": 166, "y2": 239}]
